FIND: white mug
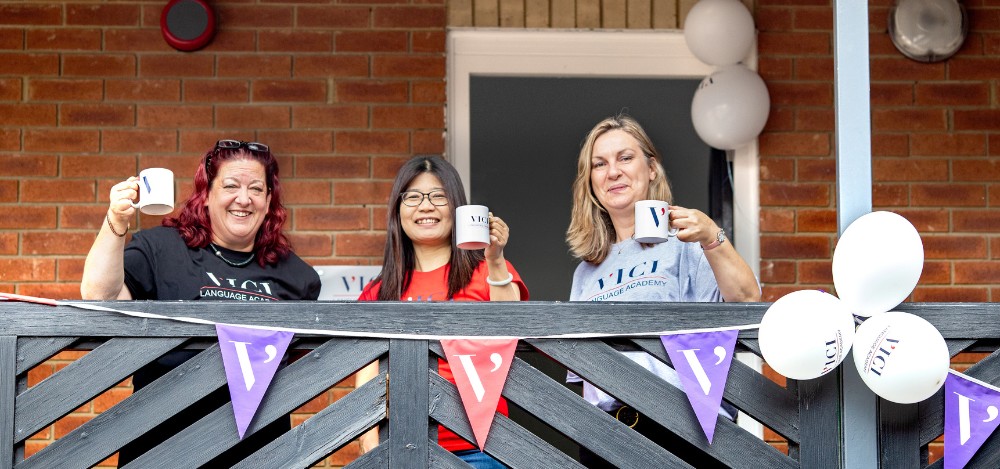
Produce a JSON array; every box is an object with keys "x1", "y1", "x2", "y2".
[
  {"x1": 131, "y1": 168, "x2": 175, "y2": 216},
  {"x1": 634, "y1": 200, "x2": 678, "y2": 243},
  {"x1": 455, "y1": 205, "x2": 490, "y2": 250}
]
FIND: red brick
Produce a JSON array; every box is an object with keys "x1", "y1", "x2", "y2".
[
  {"x1": 872, "y1": 109, "x2": 947, "y2": 132},
  {"x1": 105, "y1": 29, "x2": 172, "y2": 52},
  {"x1": 67, "y1": 4, "x2": 139, "y2": 26},
  {"x1": 57, "y1": 258, "x2": 86, "y2": 281},
  {"x1": 92, "y1": 388, "x2": 131, "y2": 413},
  {"x1": 252, "y1": 80, "x2": 327, "y2": 103},
  {"x1": 137, "y1": 155, "x2": 200, "y2": 176},
  {"x1": 758, "y1": 157, "x2": 794, "y2": 181},
  {"x1": 912, "y1": 287, "x2": 988, "y2": 302},
  {"x1": 336, "y1": 81, "x2": 408, "y2": 103},
  {"x1": 0, "y1": 232, "x2": 16, "y2": 254},
  {"x1": 294, "y1": 56, "x2": 369, "y2": 78},
  {"x1": 60, "y1": 205, "x2": 108, "y2": 229},
  {"x1": 949, "y1": 58, "x2": 1000, "y2": 80},
  {"x1": 0, "y1": 29, "x2": 22, "y2": 49},
  {"x1": 757, "y1": 32, "x2": 830, "y2": 55},
  {"x1": 799, "y1": 260, "x2": 832, "y2": 283},
  {"x1": 917, "y1": 260, "x2": 951, "y2": 284},
  {"x1": 797, "y1": 158, "x2": 835, "y2": 182},
  {"x1": 413, "y1": 31, "x2": 445, "y2": 53},
  {"x1": 296, "y1": 207, "x2": 369, "y2": 230},
  {"x1": 792, "y1": 57, "x2": 831, "y2": 81},
  {"x1": 292, "y1": 106, "x2": 368, "y2": 129},
  {"x1": 26, "y1": 29, "x2": 101, "y2": 51},
  {"x1": 954, "y1": 261, "x2": 1000, "y2": 284},
  {"x1": 0, "y1": 78, "x2": 19, "y2": 100},
  {"x1": 954, "y1": 110, "x2": 1000, "y2": 131},
  {"x1": 216, "y1": 106, "x2": 291, "y2": 129},
  {"x1": 334, "y1": 181, "x2": 393, "y2": 205},
  {"x1": 335, "y1": 232, "x2": 386, "y2": 257},
  {"x1": 295, "y1": 156, "x2": 370, "y2": 179},
  {"x1": 795, "y1": 108, "x2": 833, "y2": 132},
  {"x1": 413, "y1": 81, "x2": 445, "y2": 104},
  {"x1": 205, "y1": 29, "x2": 256, "y2": 52},
  {"x1": 760, "y1": 235, "x2": 831, "y2": 259},
  {"x1": 758, "y1": 57, "x2": 792, "y2": 81},
  {"x1": 372, "y1": 106, "x2": 442, "y2": 129},
  {"x1": 102, "y1": 129, "x2": 178, "y2": 154},
  {"x1": 62, "y1": 155, "x2": 137, "y2": 177},
  {"x1": 762, "y1": 285, "x2": 818, "y2": 303},
  {"x1": 758, "y1": 133, "x2": 830, "y2": 157},
  {"x1": 106, "y1": 79, "x2": 181, "y2": 102},
  {"x1": 911, "y1": 133, "x2": 986, "y2": 157},
  {"x1": 760, "y1": 208, "x2": 794, "y2": 233},
  {"x1": 184, "y1": 80, "x2": 249, "y2": 103},
  {"x1": 873, "y1": 159, "x2": 949, "y2": 182},
  {"x1": 372, "y1": 206, "x2": 389, "y2": 230},
  {"x1": 21, "y1": 179, "x2": 95, "y2": 203},
  {"x1": 760, "y1": 182, "x2": 830, "y2": 206},
  {"x1": 137, "y1": 105, "x2": 213, "y2": 128},
  {"x1": 755, "y1": 6, "x2": 792, "y2": 31},
  {"x1": 768, "y1": 82, "x2": 832, "y2": 106},
  {"x1": 24, "y1": 129, "x2": 99, "y2": 152},
  {"x1": 797, "y1": 209, "x2": 836, "y2": 232},
  {"x1": 286, "y1": 233, "x2": 333, "y2": 257},
  {"x1": 954, "y1": 159, "x2": 1000, "y2": 182},
  {"x1": 28, "y1": 79, "x2": 103, "y2": 101},
  {"x1": 215, "y1": 5, "x2": 294, "y2": 28},
  {"x1": 63, "y1": 55, "x2": 136, "y2": 77},
  {"x1": 23, "y1": 232, "x2": 94, "y2": 255},
  {"x1": 297, "y1": 6, "x2": 371, "y2": 28},
  {"x1": 0, "y1": 154, "x2": 58, "y2": 176},
  {"x1": 915, "y1": 83, "x2": 990, "y2": 106},
  {"x1": 373, "y1": 156, "x2": 408, "y2": 179},
  {"x1": 336, "y1": 31, "x2": 408, "y2": 53},
  {"x1": 765, "y1": 108, "x2": 794, "y2": 133},
  {"x1": 61, "y1": 104, "x2": 135, "y2": 127},
  {"x1": 336, "y1": 131, "x2": 409, "y2": 154},
  {"x1": 259, "y1": 31, "x2": 333, "y2": 53},
  {"x1": 412, "y1": 130, "x2": 444, "y2": 154},
  {"x1": 872, "y1": 183, "x2": 909, "y2": 206},
  {"x1": 328, "y1": 442, "x2": 362, "y2": 466},
  {"x1": 912, "y1": 184, "x2": 985, "y2": 207},
  {"x1": 869, "y1": 83, "x2": 913, "y2": 106},
  {"x1": 0, "y1": 258, "x2": 56, "y2": 281},
  {"x1": 255, "y1": 131, "x2": 333, "y2": 155},
  {"x1": 0, "y1": 129, "x2": 18, "y2": 151},
  {"x1": 0, "y1": 53, "x2": 58, "y2": 76},
  {"x1": 0, "y1": 104, "x2": 56, "y2": 126},
  {"x1": 283, "y1": 180, "x2": 332, "y2": 205},
  {"x1": 871, "y1": 134, "x2": 909, "y2": 157},
  {"x1": 0, "y1": 4, "x2": 62, "y2": 25},
  {"x1": 217, "y1": 55, "x2": 292, "y2": 78},
  {"x1": 139, "y1": 55, "x2": 214, "y2": 78},
  {"x1": 372, "y1": 56, "x2": 445, "y2": 78},
  {"x1": 374, "y1": 7, "x2": 446, "y2": 28},
  {"x1": 953, "y1": 210, "x2": 1000, "y2": 232},
  {"x1": 793, "y1": 7, "x2": 832, "y2": 30},
  {"x1": 759, "y1": 260, "x2": 795, "y2": 283},
  {"x1": 922, "y1": 235, "x2": 987, "y2": 259},
  {"x1": 892, "y1": 208, "x2": 949, "y2": 232}
]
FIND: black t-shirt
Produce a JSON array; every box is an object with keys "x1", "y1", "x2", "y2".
[{"x1": 123, "y1": 226, "x2": 320, "y2": 301}]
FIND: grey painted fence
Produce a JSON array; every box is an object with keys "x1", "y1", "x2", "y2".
[{"x1": 1, "y1": 301, "x2": 998, "y2": 468}]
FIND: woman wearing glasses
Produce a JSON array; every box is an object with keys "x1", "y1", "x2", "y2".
[
  {"x1": 81, "y1": 139, "x2": 320, "y2": 465},
  {"x1": 356, "y1": 156, "x2": 527, "y2": 468}
]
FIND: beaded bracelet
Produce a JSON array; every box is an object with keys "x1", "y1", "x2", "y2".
[
  {"x1": 106, "y1": 213, "x2": 129, "y2": 237},
  {"x1": 486, "y1": 272, "x2": 514, "y2": 287}
]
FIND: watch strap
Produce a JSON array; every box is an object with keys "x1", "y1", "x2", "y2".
[{"x1": 702, "y1": 229, "x2": 726, "y2": 251}]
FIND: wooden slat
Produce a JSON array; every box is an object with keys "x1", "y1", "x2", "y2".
[
  {"x1": 797, "y1": 372, "x2": 841, "y2": 468},
  {"x1": 122, "y1": 338, "x2": 387, "y2": 468},
  {"x1": 576, "y1": 0, "x2": 600, "y2": 28},
  {"x1": 345, "y1": 441, "x2": 389, "y2": 469},
  {"x1": 14, "y1": 337, "x2": 76, "y2": 375},
  {"x1": 878, "y1": 400, "x2": 919, "y2": 468},
  {"x1": 602, "y1": 0, "x2": 627, "y2": 28},
  {"x1": 530, "y1": 338, "x2": 795, "y2": 468},
  {"x1": 626, "y1": 0, "x2": 651, "y2": 28},
  {"x1": 498, "y1": 0, "x2": 525, "y2": 27},
  {"x1": 524, "y1": 0, "x2": 549, "y2": 27},
  {"x1": 652, "y1": 0, "x2": 677, "y2": 28},
  {"x1": 233, "y1": 371, "x2": 387, "y2": 468},
  {"x1": 429, "y1": 371, "x2": 587, "y2": 468},
  {"x1": 550, "y1": 0, "x2": 576, "y2": 27},
  {"x1": 388, "y1": 339, "x2": 429, "y2": 469},
  {"x1": 427, "y1": 441, "x2": 472, "y2": 469},
  {"x1": 1, "y1": 336, "x2": 16, "y2": 469},
  {"x1": 14, "y1": 337, "x2": 185, "y2": 443},
  {"x1": 474, "y1": 0, "x2": 499, "y2": 26},
  {"x1": 448, "y1": 0, "x2": 473, "y2": 26},
  {"x1": 18, "y1": 345, "x2": 225, "y2": 469},
  {"x1": 948, "y1": 339, "x2": 977, "y2": 357},
  {"x1": 632, "y1": 337, "x2": 800, "y2": 441}
]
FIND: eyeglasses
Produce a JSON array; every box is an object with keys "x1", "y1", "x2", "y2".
[
  {"x1": 400, "y1": 190, "x2": 448, "y2": 207},
  {"x1": 215, "y1": 139, "x2": 269, "y2": 153}
]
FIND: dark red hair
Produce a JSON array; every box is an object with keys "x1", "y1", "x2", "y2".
[{"x1": 163, "y1": 144, "x2": 290, "y2": 266}]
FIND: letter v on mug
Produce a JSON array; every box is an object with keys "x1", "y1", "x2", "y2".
[
  {"x1": 455, "y1": 204, "x2": 490, "y2": 249},
  {"x1": 634, "y1": 200, "x2": 678, "y2": 243}
]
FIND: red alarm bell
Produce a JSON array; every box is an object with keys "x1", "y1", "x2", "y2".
[{"x1": 160, "y1": 0, "x2": 216, "y2": 52}]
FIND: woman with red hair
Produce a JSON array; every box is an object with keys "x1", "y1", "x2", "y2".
[{"x1": 81, "y1": 139, "x2": 320, "y2": 464}]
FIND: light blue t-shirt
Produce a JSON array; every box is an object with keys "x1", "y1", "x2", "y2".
[{"x1": 568, "y1": 238, "x2": 724, "y2": 412}]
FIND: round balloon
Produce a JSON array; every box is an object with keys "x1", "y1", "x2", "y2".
[
  {"x1": 852, "y1": 311, "x2": 948, "y2": 404},
  {"x1": 691, "y1": 65, "x2": 770, "y2": 150},
  {"x1": 833, "y1": 211, "x2": 924, "y2": 317},
  {"x1": 758, "y1": 290, "x2": 855, "y2": 380},
  {"x1": 684, "y1": 0, "x2": 755, "y2": 66}
]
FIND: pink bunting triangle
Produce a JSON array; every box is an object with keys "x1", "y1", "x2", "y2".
[
  {"x1": 660, "y1": 329, "x2": 738, "y2": 443},
  {"x1": 216, "y1": 324, "x2": 293, "y2": 439},
  {"x1": 440, "y1": 338, "x2": 518, "y2": 449}
]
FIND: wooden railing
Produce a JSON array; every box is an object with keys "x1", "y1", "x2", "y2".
[{"x1": 1, "y1": 301, "x2": 998, "y2": 468}]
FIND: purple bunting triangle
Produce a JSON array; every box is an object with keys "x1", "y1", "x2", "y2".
[
  {"x1": 660, "y1": 329, "x2": 738, "y2": 444},
  {"x1": 216, "y1": 323, "x2": 293, "y2": 439},
  {"x1": 945, "y1": 371, "x2": 1000, "y2": 469}
]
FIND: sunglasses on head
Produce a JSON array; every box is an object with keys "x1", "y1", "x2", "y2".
[{"x1": 208, "y1": 139, "x2": 270, "y2": 168}]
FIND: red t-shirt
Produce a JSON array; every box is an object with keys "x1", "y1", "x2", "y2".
[{"x1": 358, "y1": 260, "x2": 529, "y2": 452}]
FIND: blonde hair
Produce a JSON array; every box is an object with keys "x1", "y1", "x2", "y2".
[{"x1": 566, "y1": 115, "x2": 673, "y2": 264}]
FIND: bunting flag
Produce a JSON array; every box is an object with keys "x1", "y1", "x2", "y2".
[
  {"x1": 660, "y1": 329, "x2": 739, "y2": 443},
  {"x1": 440, "y1": 338, "x2": 518, "y2": 449},
  {"x1": 216, "y1": 323, "x2": 294, "y2": 439},
  {"x1": 945, "y1": 370, "x2": 1000, "y2": 469}
]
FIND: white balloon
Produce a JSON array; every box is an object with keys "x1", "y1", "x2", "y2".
[
  {"x1": 691, "y1": 65, "x2": 770, "y2": 150},
  {"x1": 833, "y1": 211, "x2": 924, "y2": 317},
  {"x1": 684, "y1": 0, "x2": 756, "y2": 66},
  {"x1": 758, "y1": 290, "x2": 855, "y2": 380},
  {"x1": 853, "y1": 311, "x2": 949, "y2": 404}
]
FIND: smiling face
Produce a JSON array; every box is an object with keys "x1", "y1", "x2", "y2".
[
  {"x1": 205, "y1": 158, "x2": 271, "y2": 251},
  {"x1": 590, "y1": 129, "x2": 656, "y2": 215},
  {"x1": 399, "y1": 172, "x2": 453, "y2": 249}
]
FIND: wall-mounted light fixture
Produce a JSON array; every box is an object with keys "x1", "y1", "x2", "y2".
[{"x1": 888, "y1": 0, "x2": 968, "y2": 62}]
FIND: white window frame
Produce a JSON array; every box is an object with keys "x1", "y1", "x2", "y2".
[{"x1": 446, "y1": 28, "x2": 760, "y2": 279}]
